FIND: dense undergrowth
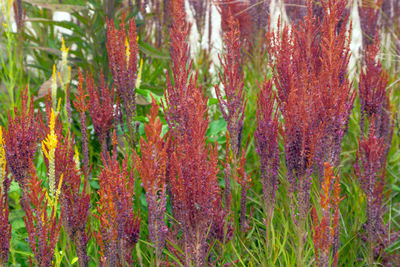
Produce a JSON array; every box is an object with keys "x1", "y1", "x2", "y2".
[{"x1": 0, "y1": 0, "x2": 399, "y2": 266}]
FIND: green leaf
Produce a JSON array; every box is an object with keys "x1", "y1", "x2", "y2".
[
  {"x1": 24, "y1": 1, "x2": 86, "y2": 12},
  {"x1": 208, "y1": 98, "x2": 219, "y2": 105},
  {"x1": 71, "y1": 257, "x2": 79, "y2": 265},
  {"x1": 393, "y1": 184, "x2": 400, "y2": 192},
  {"x1": 89, "y1": 180, "x2": 100, "y2": 190},
  {"x1": 26, "y1": 19, "x2": 85, "y2": 36},
  {"x1": 207, "y1": 118, "x2": 227, "y2": 137},
  {"x1": 139, "y1": 42, "x2": 169, "y2": 60},
  {"x1": 9, "y1": 180, "x2": 21, "y2": 193},
  {"x1": 11, "y1": 219, "x2": 26, "y2": 231},
  {"x1": 386, "y1": 238, "x2": 400, "y2": 253}
]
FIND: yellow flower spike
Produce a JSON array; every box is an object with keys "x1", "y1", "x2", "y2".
[
  {"x1": 42, "y1": 109, "x2": 58, "y2": 198},
  {"x1": 74, "y1": 146, "x2": 80, "y2": 171},
  {"x1": 57, "y1": 71, "x2": 63, "y2": 89},
  {"x1": 45, "y1": 191, "x2": 52, "y2": 207},
  {"x1": 135, "y1": 58, "x2": 143, "y2": 89},
  {"x1": 60, "y1": 37, "x2": 69, "y2": 54},
  {"x1": 0, "y1": 126, "x2": 6, "y2": 193},
  {"x1": 57, "y1": 97, "x2": 62, "y2": 114},
  {"x1": 51, "y1": 174, "x2": 64, "y2": 217},
  {"x1": 51, "y1": 65, "x2": 57, "y2": 109},
  {"x1": 56, "y1": 174, "x2": 63, "y2": 198},
  {"x1": 125, "y1": 37, "x2": 130, "y2": 64}
]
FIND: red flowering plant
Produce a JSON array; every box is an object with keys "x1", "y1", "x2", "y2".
[
  {"x1": 255, "y1": 79, "x2": 280, "y2": 244},
  {"x1": 86, "y1": 72, "x2": 115, "y2": 155},
  {"x1": 106, "y1": 16, "x2": 138, "y2": 148},
  {"x1": 3, "y1": 89, "x2": 39, "y2": 200},
  {"x1": 354, "y1": 126, "x2": 398, "y2": 265},
  {"x1": 94, "y1": 138, "x2": 140, "y2": 266},
  {"x1": 73, "y1": 70, "x2": 90, "y2": 178},
  {"x1": 216, "y1": 0, "x2": 252, "y2": 49},
  {"x1": 163, "y1": 0, "x2": 229, "y2": 265},
  {"x1": 314, "y1": 0, "x2": 355, "y2": 170},
  {"x1": 215, "y1": 10, "x2": 246, "y2": 158},
  {"x1": 133, "y1": 98, "x2": 168, "y2": 266},
  {"x1": 268, "y1": 1, "x2": 322, "y2": 224},
  {"x1": 359, "y1": 38, "x2": 393, "y2": 161}
]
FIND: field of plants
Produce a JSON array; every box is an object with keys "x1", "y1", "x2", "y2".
[{"x1": 0, "y1": 0, "x2": 399, "y2": 266}]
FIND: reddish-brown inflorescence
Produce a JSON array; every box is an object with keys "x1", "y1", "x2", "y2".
[
  {"x1": 3, "y1": 88, "x2": 39, "y2": 197},
  {"x1": 267, "y1": 3, "x2": 353, "y2": 263},
  {"x1": 359, "y1": 0, "x2": 383, "y2": 47},
  {"x1": 268, "y1": 4, "x2": 322, "y2": 222},
  {"x1": 86, "y1": 72, "x2": 115, "y2": 155},
  {"x1": 312, "y1": 163, "x2": 342, "y2": 267},
  {"x1": 73, "y1": 70, "x2": 90, "y2": 179},
  {"x1": 359, "y1": 39, "x2": 388, "y2": 125},
  {"x1": 94, "y1": 142, "x2": 140, "y2": 266},
  {"x1": 359, "y1": 38, "x2": 393, "y2": 161},
  {"x1": 315, "y1": 0, "x2": 355, "y2": 169},
  {"x1": 0, "y1": 187, "x2": 11, "y2": 265},
  {"x1": 106, "y1": 16, "x2": 138, "y2": 147},
  {"x1": 216, "y1": 0, "x2": 252, "y2": 48},
  {"x1": 163, "y1": 0, "x2": 228, "y2": 265},
  {"x1": 133, "y1": 98, "x2": 168, "y2": 266},
  {"x1": 270, "y1": 0, "x2": 354, "y2": 176},
  {"x1": 24, "y1": 167, "x2": 63, "y2": 267},
  {"x1": 215, "y1": 10, "x2": 246, "y2": 157},
  {"x1": 255, "y1": 79, "x2": 280, "y2": 236},
  {"x1": 354, "y1": 127, "x2": 391, "y2": 264},
  {"x1": 163, "y1": 0, "x2": 196, "y2": 137}
]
